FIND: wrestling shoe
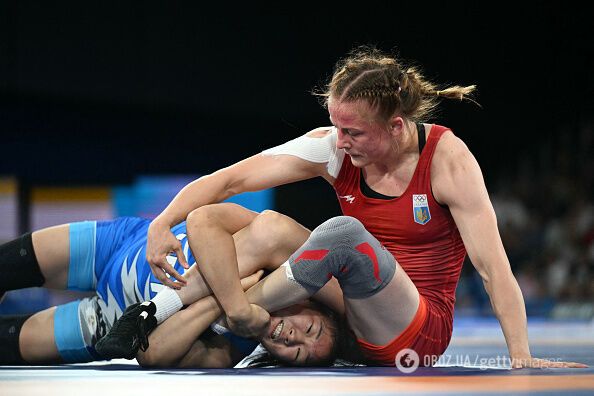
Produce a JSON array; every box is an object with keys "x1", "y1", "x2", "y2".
[
  {"x1": 137, "y1": 304, "x2": 158, "y2": 352},
  {"x1": 95, "y1": 301, "x2": 156, "y2": 360}
]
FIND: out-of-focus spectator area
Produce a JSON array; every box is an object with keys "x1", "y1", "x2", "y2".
[{"x1": 456, "y1": 121, "x2": 594, "y2": 320}]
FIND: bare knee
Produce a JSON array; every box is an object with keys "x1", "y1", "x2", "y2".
[
  {"x1": 253, "y1": 210, "x2": 288, "y2": 232},
  {"x1": 187, "y1": 205, "x2": 219, "y2": 232},
  {"x1": 246, "y1": 210, "x2": 309, "y2": 265},
  {"x1": 187, "y1": 203, "x2": 259, "y2": 239},
  {"x1": 248, "y1": 210, "x2": 288, "y2": 252},
  {"x1": 186, "y1": 206, "x2": 224, "y2": 247}
]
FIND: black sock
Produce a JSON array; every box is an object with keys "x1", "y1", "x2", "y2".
[
  {"x1": 0, "y1": 233, "x2": 46, "y2": 291},
  {"x1": 0, "y1": 314, "x2": 33, "y2": 365}
]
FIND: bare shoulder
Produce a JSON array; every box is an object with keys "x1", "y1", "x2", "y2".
[
  {"x1": 433, "y1": 130, "x2": 472, "y2": 164},
  {"x1": 432, "y1": 130, "x2": 484, "y2": 204},
  {"x1": 432, "y1": 130, "x2": 477, "y2": 176},
  {"x1": 305, "y1": 126, "x2": 335, "y2": 138}
]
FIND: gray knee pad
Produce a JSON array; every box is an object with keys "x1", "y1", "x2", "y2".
[{"x1": 288, "y1": 216, "x2": 396, "y2": 299}]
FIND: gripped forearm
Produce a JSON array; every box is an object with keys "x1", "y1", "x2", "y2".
[
  {"x1": 245, "y1": 267, "x2": 310, "y2": 312},
  {"x1": 140, "y1": 296, "x2": 222, "y2": 365}
]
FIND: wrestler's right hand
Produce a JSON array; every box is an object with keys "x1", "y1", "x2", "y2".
[{"x1": 146, "y1": 219, "x2": 189, "y2": 289}]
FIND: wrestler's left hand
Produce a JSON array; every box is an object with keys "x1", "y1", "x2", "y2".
[{"x1": 240, "y1": 270, "x2": 265, "y2": 291}]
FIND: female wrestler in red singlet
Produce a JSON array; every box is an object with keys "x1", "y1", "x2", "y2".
[{"x1": 142, "y1": 46, "x2": 585, "y2": 369}]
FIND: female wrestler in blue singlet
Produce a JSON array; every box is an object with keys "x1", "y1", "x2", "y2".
[{"x1": 0, "y1": 204, "x2": 343, "y2": 367}]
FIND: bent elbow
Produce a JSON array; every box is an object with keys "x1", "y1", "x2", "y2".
[
  {"x1": 136, "y1": 347, "x2": 171, "y2": 368},
  {"x1": 209, "y1": 168, "x2": 244, "y2": 199},
  {"x1": 136, "y1": 350, "x2": 157, "y2": 368}
]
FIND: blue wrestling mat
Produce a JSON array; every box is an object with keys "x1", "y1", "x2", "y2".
[{"x1": 1, "y1": 317, "x2": 593, "y2": 395}]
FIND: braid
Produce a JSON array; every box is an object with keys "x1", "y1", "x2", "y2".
[{"x1": 315, "y1": 46, "x2": 478, "y2": 123}]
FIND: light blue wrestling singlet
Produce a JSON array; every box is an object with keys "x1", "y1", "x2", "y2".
[{"x1": 53, "y1": 217, "x2": 257, "y2": 362}]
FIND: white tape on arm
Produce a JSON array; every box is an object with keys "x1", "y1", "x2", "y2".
[{"x1": 262, "y1": 128, "x2": 345, "y2": 178}]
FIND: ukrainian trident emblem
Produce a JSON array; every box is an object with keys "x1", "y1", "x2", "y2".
[{"x1": 412, "y1": 194, "x2": 431, "y2": 225}]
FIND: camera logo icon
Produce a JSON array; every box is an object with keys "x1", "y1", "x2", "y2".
[{"x1": 395, "y1": 348, "x2": 420, "y2": 373}]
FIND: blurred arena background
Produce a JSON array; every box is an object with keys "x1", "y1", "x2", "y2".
[{"x1": 1, "y1": 2, "x2": 592, "y2": 322}]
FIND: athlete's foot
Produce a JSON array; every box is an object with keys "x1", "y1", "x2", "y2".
[{"x1": 95, "y1": 302, "x2": 156, "y2": 360}]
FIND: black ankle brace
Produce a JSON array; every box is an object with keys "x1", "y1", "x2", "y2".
[
  {"x1": 0, "y1": 233, "x2": 46, "y2": 291},
  {"x1": 0, "y1": 314, "x2": 33, "y2": 365}
]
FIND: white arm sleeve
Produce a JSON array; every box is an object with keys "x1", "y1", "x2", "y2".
[{"x1": 261, "y1": 128, "x2": 345, "y2": 178}]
